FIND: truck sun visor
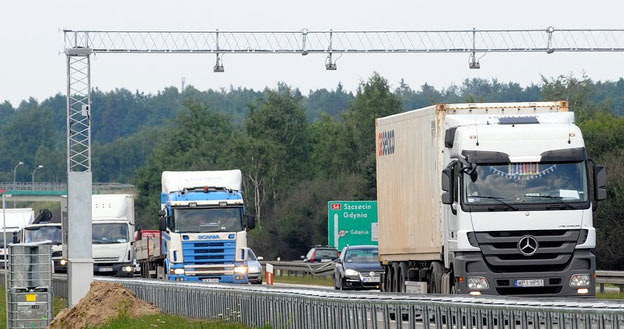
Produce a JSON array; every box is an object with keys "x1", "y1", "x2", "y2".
[
  {"x1": 540, "y1": 147, "x2": 586, "y2": 162},
  {"x1": 498, "y1": 116, "x2": 539, "y2": 125},
  {"x1": 461, "y1": 150, "x2": 510, "y2": 164}
]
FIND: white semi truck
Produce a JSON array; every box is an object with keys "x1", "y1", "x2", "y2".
[
  {"x1": 376, "y1": 101, "x2": 606, "y2": 296},
  {"x1": 91, "y1": 194, "x2": 135, "y2": 276},
  {"x1": 23, "y1": 210, "x2": 64, "y2": 272}
]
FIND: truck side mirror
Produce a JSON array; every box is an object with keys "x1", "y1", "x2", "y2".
[
  {"x1": 594, "y1": 165, "x2": 607, "y2": 201},
  {"x1": 158, "y1": 216, "x2": 166, "y2": 231},
  {"x1": 136, "y1": 230, "x2": 143, "y2": 240},
  {"x1": 441, "y1": 168, "x2": 454, "y2": 205},
  {"x1": 246, "y1": 215, "x2": 256, "y2": 230}
]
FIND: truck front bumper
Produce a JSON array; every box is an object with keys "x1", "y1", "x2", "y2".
[
  {"x1": 94, "y1": 263, "x2": 134, "y2": 277},
  {"x1": 454, "y1": 250, "x2": 595, "y2": 297}
]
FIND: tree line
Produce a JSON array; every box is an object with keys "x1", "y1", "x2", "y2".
[{"x1": 0, "y1": 74, "x2": 622, "y2": 268}]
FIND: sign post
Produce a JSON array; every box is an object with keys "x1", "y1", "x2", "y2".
[{"x1": 327, "y1": 201, "x2": 378, "y2": 250}]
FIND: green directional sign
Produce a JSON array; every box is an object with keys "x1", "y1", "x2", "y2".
[{"x1": 328, "y1": 201, "x2": 378, "y2": 250}]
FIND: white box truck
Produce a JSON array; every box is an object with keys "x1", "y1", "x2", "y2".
[
  {"x1": 0, "y1": 208, "x2": 35, "y2": 267},
  {"x1": 375, "y1": 101, "x2": 607, "y2": 297},
  {"x1": 91, "y1": 194, "x2": 135, "y2": 276}
]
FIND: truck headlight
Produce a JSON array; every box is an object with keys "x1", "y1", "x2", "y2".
[
  {"x1": 59, "y1": 259, "x2": 67, "y2": 266},
  {"x1": 467, "y1": 276, "x2": 489, "y2": 290},
  {"x1": 345, "y1": 269, "x2": 359, "y2": 277},
  {"x1": 170, "y1": 268, "x2": 184, "y2": 275},
  {"x1": 234, "y1": 266, "x2": 248, "y2": 274},
  {"x1": 569, "y1": 273, "x2": 591, "y2": 287},
  {"x1": 122, "y1": 266, "x2": 133, "y2": 272}
]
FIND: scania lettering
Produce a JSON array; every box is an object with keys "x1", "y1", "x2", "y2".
[{"x1": 376, "y1": 101, "x2": 606, "y2": 296}]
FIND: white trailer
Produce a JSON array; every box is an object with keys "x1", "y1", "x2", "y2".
[
  {"x1": 91, "y1": 194, "x2": 135, "y2": 276},
  {"x1": 376, "y1": 101, "x2": 606, "y2": 296}
]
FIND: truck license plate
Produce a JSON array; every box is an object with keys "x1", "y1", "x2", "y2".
[
  {"x1": 362, "y1": 277, "x2": 380, "y2": 283},
  {"x1": 514, "y1": 279, "x2": 544, "y2": 287},
  {"x1": 202, "y1": 278, "x2": 219, "y2": 283},
  {"x1": 99, "y1": 267, "x2": 113, "y2": 272}
]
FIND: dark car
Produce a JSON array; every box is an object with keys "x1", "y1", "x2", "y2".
[
  {"x1": 302, "y1": 246, "x2": 339, "y2": 263},
  {"x1": 334, "y1": 245, "x2": 383, "y2": 290}
]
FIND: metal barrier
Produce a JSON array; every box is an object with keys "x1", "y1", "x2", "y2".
[
  {"x1": 261, "y1": 261, "x2": 334, "y2": 277},
  {"x1": 46, "y1": 275, "x2": 624, "y2": 329},
  {"x1": 597, "y1": 271, "x2": 624, "y2": 293}
]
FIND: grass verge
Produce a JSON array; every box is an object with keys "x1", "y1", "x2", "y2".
[
  {"x1": 91, "y1": 314, "x2": 272, "y2": 329},
  {"x1": 597, "y1": 292, "x2": 624, "y2": 299}
]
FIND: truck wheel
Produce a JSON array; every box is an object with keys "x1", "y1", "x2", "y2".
[
  {"x1": 398, "y1": 263, "x2": 408, "y2": 293},
  {"x1": 386, "y1": 265, "x2": 395, "y2": 292},
  {"x1": 430, "y1": 262, "x2": 444, "y2": 293},
  {"x1": 392, "y1": 263, "x2": 401, "y2": 292},
  {"x1": 383, "y1": 266, "x2": 392, "y2": 292}
]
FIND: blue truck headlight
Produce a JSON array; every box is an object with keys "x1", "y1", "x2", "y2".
[
  {"x1": 467, "y1": 276, "x2": 489, "y2": 290},
  {"x1": 345, "y1": 269, "x2": 359, "y2": 277},
  {"x1": 234, "y1": 266, "x2": 248, "y2": 274},
  {"x1": 569, "y1": 273, "x2": 591, "y2": 287},
  {"x1": 170, "y1": 268, "x2": 184, "y2": 275}
]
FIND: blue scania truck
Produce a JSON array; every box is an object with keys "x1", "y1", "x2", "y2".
[{"x1": 135, "y1": 170, "x2": 255, "y2": 283}]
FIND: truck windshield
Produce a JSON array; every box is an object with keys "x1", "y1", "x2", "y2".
[
  {"x1": 173, "y1": 207, "x2": 243, "y2": 233},
  {"x1": 463, "y1": 162, "x2": 588, "y2": 206},
  {"x1": 92, "y1": 223, "x2": 129, "y2": 244},
  {"x1": 24, "y1": 226, "x2": 62, "y2": 244}
]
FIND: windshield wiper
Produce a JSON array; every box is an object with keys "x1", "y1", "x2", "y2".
[
  {"x1": 470, "y1": 195, "x2": 518, "y2": 211},
  {"x1": 524, "y1": 195, "x2": 575, "y2": 209}
]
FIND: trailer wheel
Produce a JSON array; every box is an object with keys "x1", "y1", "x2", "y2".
[
  {"x1": 430, "y1": 261, "x2": 444, "y2": 293},
  {"x1": 383, "y1": 266, "x2": 392, "y2": 292},
  {"x1": 386, "y1": 265, "x2": 395, "y2": 292},
  {"x1": 398, "y1": 263, "x2": 408, "y2": 293}
]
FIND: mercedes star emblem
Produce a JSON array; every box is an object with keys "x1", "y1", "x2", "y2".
[
  {"x1": 518, "y1": 235, "x2": 539, "y2": 256},
  {"x1": 370, "y1": 271, "x2": 376, "y2": 277}
]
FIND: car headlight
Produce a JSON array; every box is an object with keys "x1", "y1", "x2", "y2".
[
  {"x1": 234, "y1": 266, "x2": 248, "y2": 274},
  {"x1": 569, "y1": 273, "x2": 591, "y2": 287},
  {"x1": 59, "y1": 259, "x2": 67, "y2": 266},
  {"x1": 171, "y1": 268, "x2": 184, "y2": 275},
  {"x1": 344, "y1": 269, "x2": 359, "y2": 277},
  {"x1": 467, "y1": 276, "x2": 489, "y2": 290}
]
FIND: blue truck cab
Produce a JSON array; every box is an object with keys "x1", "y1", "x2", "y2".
[{"x1": 158, "y1": 170, "x2": 255, "y2": 283}]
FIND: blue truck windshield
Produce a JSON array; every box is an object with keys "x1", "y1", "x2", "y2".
[
  {"x1": 25, "y1": 226, "x2": 62, "y2": 244},
  {"x1": 463, "y1": 162, "x2": 588, "y2": 206},
  {"x1": 173, "y1": 207, "x2": 243, "y2": 233},
  {"x1": 92, "y1": 223, "x2": 129, "y2": 244}
]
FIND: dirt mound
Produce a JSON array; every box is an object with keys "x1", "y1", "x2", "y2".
[{"x1": 48, "y1": 281, "x2": 160, "y2": 329}]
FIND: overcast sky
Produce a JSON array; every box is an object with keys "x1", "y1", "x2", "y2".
[{"x1": 2, "y1": 0, "x2": 624, "y2": 106}]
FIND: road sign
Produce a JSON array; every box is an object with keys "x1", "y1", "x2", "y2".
[{"x1": 328, "y1": 201, "x2": 378, "y2": 250}]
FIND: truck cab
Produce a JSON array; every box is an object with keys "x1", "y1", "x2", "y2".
[
  {"x1": 0, "y1": 208, "x2": 35, "y2": 267},
  {"x1": 23, "y1": 223, "x2": 64, "y2": 271},
  {"x1": 159, "y1": 170, "x2": 255, "y2": 283},
  {"x1": 91, "y1": 194, "x2": 135, "y2": 277}
]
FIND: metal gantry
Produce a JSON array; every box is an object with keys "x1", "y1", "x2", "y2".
[{"x1": 63, "y1": 27, "x2": 624, "y2": 304}]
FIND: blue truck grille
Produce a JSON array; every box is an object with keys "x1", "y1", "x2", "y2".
[{"x1": 182, "y1": 240, "x2": 236, "y2": 265}]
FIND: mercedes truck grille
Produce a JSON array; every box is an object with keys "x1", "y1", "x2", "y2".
[
  {"x1": 475, "y1": 230, "x2": 581, "y2": 273},
  {"x1": 182, "y1": 240, "x2": 236, "y2": 276}
]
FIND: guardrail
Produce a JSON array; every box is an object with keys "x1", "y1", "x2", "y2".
[
  {"x1": 48, "y1": 276, "x2": 624, "y2": 329},
  {"x1": 597, "y1": 271, "x2": 624, "y2": 293},
  {"x1": 260, "y1": 261, "x2": 334, "y2": 277}
]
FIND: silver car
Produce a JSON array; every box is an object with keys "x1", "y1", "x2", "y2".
[{"x1": 247, "y1": 248, "x2": 263, "y2": 284}]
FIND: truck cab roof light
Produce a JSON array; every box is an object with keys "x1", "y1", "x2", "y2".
[{"x1": 219, "y1": 201, "x2": 228, "y2": 207}]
